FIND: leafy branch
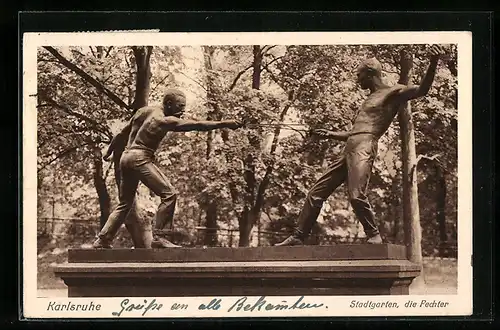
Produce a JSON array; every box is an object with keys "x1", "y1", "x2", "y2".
[
  {"x1": 228, "y1": 64, "x2": 253, "y2": 91},
  {"x1": 38, "y1": 141, "x2": 96, "y2": 173},
  {"x1": 252, "y1": 88, "x2": 300, "y2": 218},
  {"x1": 177, "y1": 71, "x2": 208, "y2": 92},
  {"x1": 37, "y1": 127, "x2": 93, "y2": 149},
  {"x1": 104, "y1": 46, "x2": 114, "y2": 58},
  {"x1": 416, "y1": 153, "x2": 441, "y2": 163},
  {"x1": 262, "y1": 55, "x2": 283, "y2": 70},
  {"x1": 228, "y1": 46, "x2": 281, "y2": 92},
  {"x1": 261, "y1": 45, "x2": 277, "y2": 54},
  {"x1": 151, "y1": 74, "x2": 172, "y2": 94},
  {"x1": 38, "y1": 92, "x2": 113, "y2": 140},
  {"x1": 413, "y1": 153, "x2": 449, "y2": 176},
  {"x1": 43, "y1": 46, "x2": 132, "y2": 111},
  {"x1": 261, "y1": 66, "x2": 281, "y2": 87}
]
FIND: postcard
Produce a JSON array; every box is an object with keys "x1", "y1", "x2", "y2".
[{"x1": 23, "y1": 30, "x2": 472, "y2": 318}]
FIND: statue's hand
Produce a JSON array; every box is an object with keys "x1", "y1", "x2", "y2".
[
  {"x1": 312, "y1": 129, "x2": 333, "y2": 139},
  {"x1": 103, "y1": 153, "x2": 113, "y2": 161},
  {"x1": 225, "y1": 119, "x2": 244, "y2": 130},
  {"x1": 429, "y1": 45, "x2": 446, "y2": 58}
]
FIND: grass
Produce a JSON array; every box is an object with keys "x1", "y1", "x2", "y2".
[
  {"x1": 415, "y1": 257, "x2": 458, "y2": 295},
  {"x1": 37, "y1": 247, "x2": 68, "y2": 290},
  {"x1": 37, "y1": 230, "x2": 133, "y2": 290}
]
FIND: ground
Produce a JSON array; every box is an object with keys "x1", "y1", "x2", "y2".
[
  {"x1": 36, "y1": 230, "x2": 134, "y2": 295},
  {"x1": 36, "y1": 235, "x2": 458, "y2": 297}
]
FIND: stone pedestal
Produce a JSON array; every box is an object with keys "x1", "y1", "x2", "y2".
[{"x1": 53, "y1": 244, "x2": 420, "y2": 297}]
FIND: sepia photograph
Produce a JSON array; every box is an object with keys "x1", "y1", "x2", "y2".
[{"x1": 23, "y1": 31, "x2": 472, "y2": 318}]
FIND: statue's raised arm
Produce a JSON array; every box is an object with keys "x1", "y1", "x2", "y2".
[{"x1": 392, "y1": 45, "x2": 446, "y2": 102}]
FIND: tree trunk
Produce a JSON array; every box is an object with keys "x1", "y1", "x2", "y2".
[
  {"x1": 203, "y1": 45, "x2": 224, "y2": 150},
  {"x1": 238, "y1": 48, "x2": 295, "y2": 247},
  {"x1": 435, "y1": 165, "x2": 447, "y2": 257},
  {"x1": 92, "y1": 146, "x2": 111, "y2": 229},
  {"x1": 203, "y1": 203, "x2": 218, "y2": 246},
  {"x1": 91, "y1": 47, "x2": 111, "y2": 229},
  {"x1": 397, "y1": 48, "x2": 424, "y2": 288},
  {"x1": 123, "y1": 46, "x2": 154, "y2": 248},
  {"x1": 131, "y1": 46, "x2": 153, "y2": 109},
  {"x1": 390, "y1": 177, "x2": 401, "y2": 242},
  {"x1": 245, "y1": 92, "x2": 294, "y2": 246},
  {"x1": 252, "y1": 46, "x2": 262, "y2": 89},
  {"x1": 238, "y1": 46, "x2": 263, "y2": 247},
  {"x1": 238, "y1": 210, "x2": 252, "y2": 247},
  {"x1": 202, "y1": 46, "x2": 219, "y2": 246},
  {"x1": 239, "y1": 152, "x2": 256, "y2": 247}
]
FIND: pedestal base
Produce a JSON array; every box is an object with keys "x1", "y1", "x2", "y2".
[{"x1": 53, "y1": 244, "x2": 420, "y2": 297}]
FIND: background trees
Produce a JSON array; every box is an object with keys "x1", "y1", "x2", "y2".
[{"x1": 37, "y1": 44, "x2": 457, "y2": 257}]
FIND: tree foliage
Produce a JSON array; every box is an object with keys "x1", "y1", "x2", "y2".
[{"x1": 37, "y1": 44, "x2": 458, "y2": 256}]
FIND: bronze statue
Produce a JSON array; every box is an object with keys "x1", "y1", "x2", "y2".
[
  {"x1": 276, "y1": 45, "x2": 446, "y2": 246},
  {"x1": 93, "y1": 89, "x2": 243, "y2": 249}
]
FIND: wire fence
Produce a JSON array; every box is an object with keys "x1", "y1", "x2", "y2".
[{"x1": 37, "y1": 217, "x2": 457, "y2": 258}]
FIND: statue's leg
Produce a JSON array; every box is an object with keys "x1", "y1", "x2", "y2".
[
  {"x1": 94, "y1": 169, "x2": 139, "y2": 248},
  {"x1": 112, "y1": 150, "x2": 153, "y2": 249},
  {"x1": 135, "y1": 162, "x2": 180, "y2": 248},
  {"x1": 124, "y1": 202, "x2": 153, "y2": 249},
  {"x1": 275, "y1": 153, "x2": 347, "y2": 246},
  {"x1": 345, "y1": 138, "x2": 381, "y2": 243}
]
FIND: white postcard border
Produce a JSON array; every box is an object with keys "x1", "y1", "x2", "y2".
[{"x1": 22, "y1": 31, "x2": 473, "y2": 318}]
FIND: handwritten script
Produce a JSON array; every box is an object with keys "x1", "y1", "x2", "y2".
[
  {"x1": 112, "y1": 298, "x2": 163, "y2": 317},
  {"x1": 110, "y1": 296, "x2": 325, "y2": 317},
  {"x1": 226, "y1": 296, "x2": 325, "y2": 312}
]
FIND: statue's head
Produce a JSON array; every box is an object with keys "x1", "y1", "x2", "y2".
[
  {"x1": 356, "y1": 58, "x2": 382, "y2": 89},
  {"x1": 162, "y1": 89, "x2": 186, "y2": 117}
]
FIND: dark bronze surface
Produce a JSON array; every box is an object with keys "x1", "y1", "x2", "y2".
[
  {"x1": 54, "y1": 245, "x2": 420, "y2": 297},
  {"x1": 68, "y1": 244, "x2": 407, "y2": 263}
]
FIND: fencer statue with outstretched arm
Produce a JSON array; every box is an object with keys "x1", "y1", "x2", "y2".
[
  {"x1": 93, "y1": 89, "x2": 243, "y2": 249},
  {"x1": 276, "y1": 45, "x2": 446, "y2": 246}
]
